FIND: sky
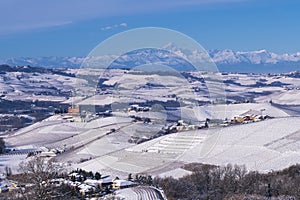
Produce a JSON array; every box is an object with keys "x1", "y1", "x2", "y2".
[{"x1": 0, "y1": 0, "x2": 300, "y2": 59}]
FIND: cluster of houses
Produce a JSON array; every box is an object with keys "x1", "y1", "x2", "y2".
[
  {"x1": 59, "y1": 171, "x2": 137, "y2": 197},
  {"x1": 231, "y1": 109, "x2": 270, "y2": 124},
  {"x1": 39, "y1": 149, "x2": 63, "y2": 158},
  {"x1": 0, "y1": 170, "x2": 138, "y2": 198},
  {"x1": 163, "y1": 120, "x2": 208, "y2": 132},
  {"x1": 0, "y1": 173, "x2": 25, "y2": 194},
  {"x1": 26, "y1": 147, "x2": 65, "y2": 158},
  {"x1": 128, "y1": 119, "x2": 208, "y2": 144},
  {"x1": 128, "y1": 104, "x2": 150, "y2": 112},
  {"x1": 64, "y1": 104, "x2": 151, "y2": 124}
]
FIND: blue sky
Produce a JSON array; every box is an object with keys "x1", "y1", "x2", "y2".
[{"x1": 0, "y1": 0, "x2": 299, "y2": 58}]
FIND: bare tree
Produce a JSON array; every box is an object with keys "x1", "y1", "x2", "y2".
[
  {"x1": 10, "y1": 157, "x2": 72, "y2": 200},
  {"x1": 19, "y1": 157, "x2": 61, "y2": 183}
]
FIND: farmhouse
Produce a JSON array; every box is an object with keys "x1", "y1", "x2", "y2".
[
  {"x1": 99, "y1": 176, "x2": 113, "y2": 188},
  {"x1": 78, "y1": 184, "x2": 95, "y2": 196},
  {"x1": 83, "y1": 179, "x2": 101, "y2": 187},
  {"x1": 112, "y1": 179, "x2": 136, "y2": 190}
]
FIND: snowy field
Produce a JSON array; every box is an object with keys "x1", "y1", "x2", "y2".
[
  {"x1": 75, "y1": 117, "x2": 300, "y2": 177},
  {"x1": 181, "y1": 117, "x2": 300, "y2": 172},
  {"x1": 2, "y1": 69, "x2": 300, "y2": 178},
  {"x1": 114, "y1": 186, "x2": 166, "y2": 200}
]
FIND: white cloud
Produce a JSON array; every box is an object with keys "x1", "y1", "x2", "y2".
[
  {"x1": 101, "y1": 23, "x2": 128, "y2": 31},
  {"x1": 101, "y1": 26, "x2": 113, "y2": 31},
  {"x1": 120, "y1": 23, "x2": 127, "y2": 27}
]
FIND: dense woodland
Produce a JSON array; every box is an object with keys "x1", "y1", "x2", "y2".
[{"x1": 154, "y1": 163, "x2": 299, "y2": 200}]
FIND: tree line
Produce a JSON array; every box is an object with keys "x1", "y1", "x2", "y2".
[
  {"x1": 153, "y1": 163, "x2": 299, "y2": 200},
  {"x1": 2, "y1": 158, "x2": 299, "y2": 199}
]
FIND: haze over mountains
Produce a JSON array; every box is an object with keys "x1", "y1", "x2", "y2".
[{"x1": 1, "y1": 46, "x2": 300, "y2": 73}]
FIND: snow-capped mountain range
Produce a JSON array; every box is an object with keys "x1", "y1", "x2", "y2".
[
  {"x1": 209, "y1": 49, "x2": 300, "y2": 65},
  {"x1": 1, "y1": 47, "x2": 299, "y2": 73}
]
